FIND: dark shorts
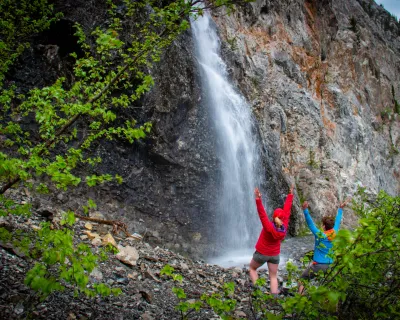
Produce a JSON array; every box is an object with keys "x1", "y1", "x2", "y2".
[
  {"x1": 253, "y1": 251, "x2": 280, "y2": 265},
  {"x1": 301, "y1": 263, "x2": 330, "y2": 280}
]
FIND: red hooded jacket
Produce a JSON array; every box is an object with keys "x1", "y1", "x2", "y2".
[{"x1": 255, "y1": 193, "x2": 293, "y2": 256}]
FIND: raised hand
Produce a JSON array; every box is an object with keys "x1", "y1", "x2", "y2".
[
  {"x1": 340, "y1": 197, "x2": 351, "y2": 208},
  {"x1": 289, "y1": 183, "x2": 295, "y2": 194},
  {"x1": 254, "y1": 188, "x2": 262, "y2": 199},
  {"x1": 302, "y1": 201, "x2": 309, "y2": 209}
]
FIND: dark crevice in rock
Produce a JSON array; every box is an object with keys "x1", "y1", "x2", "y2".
[{"x1": 39, "y1": 19, "x2": 84, "y2": 58}]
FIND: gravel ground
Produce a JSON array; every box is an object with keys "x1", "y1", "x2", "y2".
[{"x1": 0, "y1": 208, "x2": 313, "y2": 320}]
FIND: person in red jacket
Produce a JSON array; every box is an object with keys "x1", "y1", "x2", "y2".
[{"x1": 249, "y1": 184, "x2": 294, "y2": 296}]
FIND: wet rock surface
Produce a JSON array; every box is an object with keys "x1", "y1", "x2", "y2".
[{"x1": 0, "y1": 209, "x2": 313, "y2": 319}]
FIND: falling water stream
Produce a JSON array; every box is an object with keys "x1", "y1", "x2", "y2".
[{"x1": 191, "y1": 12, "x2": 263, "y2": 266}]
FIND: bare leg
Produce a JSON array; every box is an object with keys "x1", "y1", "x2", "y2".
[
  {"x1": 267, "y1": 262, "x2": 279, "y2": 294},
  {"x1": 249, "y1": 259, "x2": 262, "y2": 284},
  {"x1": 298, "y1": 283, "x2": 304, "y2": 294}
]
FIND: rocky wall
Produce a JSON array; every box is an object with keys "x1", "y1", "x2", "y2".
[{"x1": 213, "y1": 0, "x2": 400, "y2": 228}]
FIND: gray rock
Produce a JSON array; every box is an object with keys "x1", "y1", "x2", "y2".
[
  {"x1": 116, "y1": 245, "x2": 139, "y2": 266},
  {"x1": 14, "y1": 303, "x2": 24, "y2": 315},
  {"x1": 90, "y1": 268, "x2": 103, "y2": 281}
]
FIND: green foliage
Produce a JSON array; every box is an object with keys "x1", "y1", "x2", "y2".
[
  {"x1": 381, "y1": 106, "x2": 394, "y2": 121},
  {"x1": 250, "y1": 278, "x2": 280, "y2": 319},
  {"x1": 200, "y1": 288, "x2": 237, "y2": 319},
  {"x1": 93, "y1": 283, "x2": 122, "y2": 297},
  {"x1": 0, "y1": 0, "x2": 248, "y2": 194},
  {"x1": 0, "y1": 194, "x2": 31, "y2": 217},
  {"x1": 389, "y1": 144, "x2": 400, "y2": 157},
  {"x1": 60, "y1": 210, "x2": 76, "y2": 226},
  {"x1": 160, "y1": 264, "x2": 183, "y2": 283},
  {"x1": 82, "y1": 198, "x2": 97, "y2": 215},
  {"x1": 162, "y1": 265, "x2": 203, "y2": 319},
  {"x1": 160, "y1": 264, "x2": 176, "y2": 277},
  {"x1": 162, "y1": 264, "x2": 238, "y2": 319},
  {"x1": 307, "y1": 148, "x2": 318, "y2": 169},
  {"x1": 226, "y1": 35, "x2": 238, "y2": 51},
  {"x1": 328, "y1": 189, "x2": 400, "y2": 319},
  {"x1": 98, "y1": 243, "x2": 119, "y2": 261}
]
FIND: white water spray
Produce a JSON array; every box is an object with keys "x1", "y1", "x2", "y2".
[{"x1": 191, "y1": 12, "x2": 263, "y2": 260}]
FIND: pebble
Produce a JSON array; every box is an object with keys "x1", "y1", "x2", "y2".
[
  {"x1": 116, "y1": 278, "x2": 129, "y2": 284},
  {"x1": 180, "y1": 262, "x2": 189, "y2": 270},
  {"x1": 84, "y1": 222, "x2": 93, "y2": 230},
  {"x1": 13, "y1": 303, "x2": 24, "y2": 315},
  {"x1": 90, "y1": 268, "x2": 103, "y2": 281}
]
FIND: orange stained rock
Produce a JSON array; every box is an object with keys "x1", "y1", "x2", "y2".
[
  {"x1": 352, "y1": 105, "x2": 359, "y2": 116},
  {"x1": 320, "y1": 102, "x2": 337, "y2": 137},
  {"x1": 324, "y1": 89, "x2": 337, "y2": 110},
  {"x1": 304, "y1": 0, "x2": 317, "y2": 26}
]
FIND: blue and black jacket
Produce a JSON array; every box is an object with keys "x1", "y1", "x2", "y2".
[{"x1": 303, "y1": 208, "x2": 343, "y2": 264}]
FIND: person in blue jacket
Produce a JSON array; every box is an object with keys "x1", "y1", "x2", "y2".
[{"x1": 298, "y1": 199, "x2": 349, "y2": 293}]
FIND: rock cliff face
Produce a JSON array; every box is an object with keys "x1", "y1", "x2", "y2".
[
  {"x1": 6, "y1": 0, "x2": 400, "y2": 258},
  {"x1": 213, "y1": 0, "x2": 400, "y2": 229}
]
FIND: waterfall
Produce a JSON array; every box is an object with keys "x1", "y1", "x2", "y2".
[{"x1": 191, "y1": 12, "x2": 263, "y2": 259}]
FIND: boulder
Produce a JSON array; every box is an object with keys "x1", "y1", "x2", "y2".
[
  {"x1": 102, "y1": 233, "x2": 117, "y2": 248},
  {"x1": 116, "y1": 245, "x2": 139, "y2": 266}
]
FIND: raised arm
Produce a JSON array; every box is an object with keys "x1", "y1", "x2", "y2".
[
  {"x1": 333, "y1": 208, "x2": 342, "y2": 232},
  {"x1": 334, "y1": 198, "x2": 349, "y2": 232},
  {"x1": 281, "y1": 184, "x2": 294, "y2": 227},
  {"x1": 254, "y1": 188, "x2": 284, "y2": 239},
  {"x1": 302, "y1": 201, "x2": 319, "y2": 236},
  {"x1": 255, "y1": 198, "x2": 274, "y2": 232}
]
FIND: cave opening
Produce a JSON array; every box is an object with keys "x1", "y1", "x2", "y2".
[{"x1": 41, "y1": 19, "x2": 84, "y2": 58}]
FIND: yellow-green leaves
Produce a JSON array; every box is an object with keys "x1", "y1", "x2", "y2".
[
  {"x1": 61, "y1": 210, "x2": 76, "y2": 226},
  {"x1": 25, "y1": 263, "x2": 64, "y2": 300},
  {"x1": 82, "y1": 198, "x2": 97, "y2": 215},
  {"x1": 94, "y1": 29, "x2": 124, "y2": 52},
  {"x1": 172, "y1": 287, "x2": 187, "y2": 299}
]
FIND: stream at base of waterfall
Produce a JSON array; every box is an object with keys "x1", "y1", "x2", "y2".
[{"x1": 208, "y1": 236, "x2": 314, "y2": 271}]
